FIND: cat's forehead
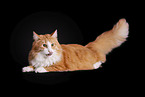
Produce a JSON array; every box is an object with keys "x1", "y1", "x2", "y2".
[
  {"x1": 39, "y1": 34, "x2": 50, "y2": 39},
  {"x1": 39, "y1": 34, "x2": 56, "y2": 43}
]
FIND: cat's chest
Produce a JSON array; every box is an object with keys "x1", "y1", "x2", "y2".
[{"x1": 30, "y1": 53, "x2": 61, "y2": 68}]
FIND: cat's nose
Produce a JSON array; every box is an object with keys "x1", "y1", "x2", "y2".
[
  {"x1": 46, "y1": 52, "x2": 53, "y2": 56},
  {"x1": 48, "y1": 51, "x2": 53, "y2": 55}
]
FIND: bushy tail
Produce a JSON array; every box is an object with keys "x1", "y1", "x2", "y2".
[{"x1": 86, "y1": 19, "x2": 129, "y2": 62}]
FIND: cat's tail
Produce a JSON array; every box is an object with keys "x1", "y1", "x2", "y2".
[{"x1": 85, "y1": 18, "x2": 129, "y2": 62}]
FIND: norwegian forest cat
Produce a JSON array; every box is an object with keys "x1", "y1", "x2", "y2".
[{"x1": 22, "y1": 18, "x2": 129, "y2": 73}]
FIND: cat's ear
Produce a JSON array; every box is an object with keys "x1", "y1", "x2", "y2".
[
  {"x1": 33, "y1": 31, "x2": 39, "y2": 40},
  {"x1": 51, "y1": 29, "x2": 57, "y2": 38}
]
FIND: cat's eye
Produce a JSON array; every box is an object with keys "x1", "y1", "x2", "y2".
[
  {"x1": 51, "y1": 43, "x2": 54, "y2": 46},
  {"x1": 43, "y1": 44, "x2": 47, "y2": 47}
]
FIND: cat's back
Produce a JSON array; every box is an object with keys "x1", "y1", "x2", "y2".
[
  {"x1": 61, "y1": 44, "x2": 98, "y2": 70},
  {"x1": 61, "y1": 44, "x2": 87, "y2": 51},
  {"x1": 61, "y1": 44, "x2": 97, "y2": 59}
]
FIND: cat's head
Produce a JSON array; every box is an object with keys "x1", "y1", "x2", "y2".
[{"x1": 31, "y1": 29, "x2": 62, "y2": 58}]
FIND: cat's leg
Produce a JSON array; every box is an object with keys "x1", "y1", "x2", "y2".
[
  {"x1": 93, "y1": 61, "x2": 102, "y2": 69},
  {"x1": 44, "y1": 65, "x2": 67, "y2": 72},
  {"x1": 35, "y1": 65, "x2": 67, "y2": 73},
  {"x1": 22, "y1": 66, "x2": 34, "y2": 72},
  {"x1": 35, "y1": 67, "x2": 48, "y2": 73}
]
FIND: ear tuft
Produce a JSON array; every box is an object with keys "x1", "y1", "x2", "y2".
[
  {"x1": 33, "y1": 31, "x2": 39, "y2": 40},
  {"x1": 51, "y1": 29, "x2": 57, "y2": 38}
]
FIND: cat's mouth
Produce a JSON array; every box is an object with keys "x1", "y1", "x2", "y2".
[{"x1": 45, "y1": 52, "x2": 53, "y2": 56}]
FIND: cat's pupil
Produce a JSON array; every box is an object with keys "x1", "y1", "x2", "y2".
[
  {"x1": 43, "y1": 44, "x2": 47, "y2": 47},
  {"x1": 51, "y1": 43, "x2": 54, "y2": 46}
]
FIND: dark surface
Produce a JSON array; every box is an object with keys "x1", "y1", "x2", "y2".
[
  {"x1": 5, "y1": 2, "x2": 142, "y2": 93},
  {"x1": 22, "y1": 72, "x2": 72, "y2": 85}
]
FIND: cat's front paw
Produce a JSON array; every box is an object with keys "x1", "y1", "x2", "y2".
[
  {"x1": 35, "y1": 67, "x2": 48, "y2": 73},
  {"x1": 22, "y1": 66, "x2": 34, "y2": 72}
]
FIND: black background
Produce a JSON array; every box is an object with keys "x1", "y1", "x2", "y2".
[{"x1": 4, "y1": 2, "x2": 143, "y2": 94}]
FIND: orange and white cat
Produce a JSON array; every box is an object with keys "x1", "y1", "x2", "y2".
[{"x1": 22, "y1": 18, "x2": 129, "y2": 73}]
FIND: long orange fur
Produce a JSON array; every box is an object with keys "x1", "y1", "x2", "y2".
[{"x1": 23, "y1": 18, "x2": 129, "y2": 72}]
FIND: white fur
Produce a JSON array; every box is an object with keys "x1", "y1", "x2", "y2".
[
  {"x1": 31, "y1": 51, "x2": 61, "y2": 68},
  {"x1": 22, "y1": 66, "x2": 34, "y2": 72},
  {"x1": 33, "y1": 31, "x2": 39, "y2": 40},
  {"x1": 30, "y1": 41, "x2": 62, "y2": 68},
  {"x1": 115, "y1": 20, "x2": 129, "y2": 46},
  {"x1": 93, "y1": 61, "x2": 102, "y2": 69},
  {"x1": 35, "y1": 67, "x2": 48, "y2": 73}
]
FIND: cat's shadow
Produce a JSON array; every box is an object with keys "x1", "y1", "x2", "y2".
[
  {"x1": 22, "y1": 68, "x2": 104, "y2": 86},
  {"x1": 22, "y1": 71, "x2": 73, "y2": 85}
]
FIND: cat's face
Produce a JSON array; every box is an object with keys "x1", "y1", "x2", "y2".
[{"x1": 31, "y1": 30, "x2": 62, "y2": 58}]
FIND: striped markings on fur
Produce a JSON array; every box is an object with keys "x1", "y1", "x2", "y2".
[{"x1": 93, "y1": 61, "x2": 102, "y2": 69}]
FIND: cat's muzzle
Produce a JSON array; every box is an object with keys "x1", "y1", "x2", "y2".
[{"x1": 46, "y1": 52, "x2": 53, "y2": 56}]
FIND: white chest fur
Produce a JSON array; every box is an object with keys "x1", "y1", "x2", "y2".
[{"x1": 30, "y1": 52, "x2": 61, "y2": 68}]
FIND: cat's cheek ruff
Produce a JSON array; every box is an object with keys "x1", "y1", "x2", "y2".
[{"x1": 30, "y1": 50, "x2": 62, "y2": 68}]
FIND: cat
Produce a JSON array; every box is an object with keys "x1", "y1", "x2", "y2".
[{"x1": 22, "y1": 18, "x2": 129, "y2": 73}]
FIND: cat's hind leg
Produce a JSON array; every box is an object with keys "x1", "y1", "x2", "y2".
[{"x1": 93, "y1": 61, "x2": 102, "y2": 69}]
